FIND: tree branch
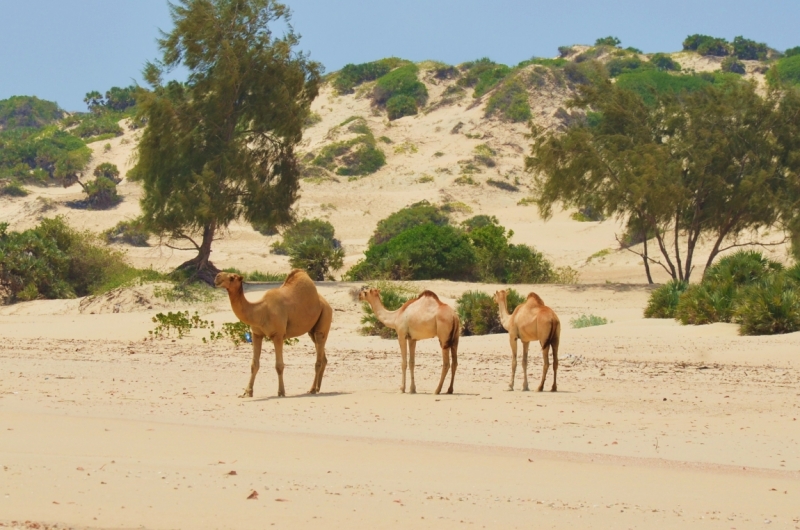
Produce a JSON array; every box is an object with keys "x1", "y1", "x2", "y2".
[{"x1": 616, "y1": 234, "x2": 673, "y2": 278}]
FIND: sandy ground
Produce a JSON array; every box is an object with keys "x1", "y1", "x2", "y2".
[{"x1": 2, "y1": 281, "x2": 799, "y2": 529}]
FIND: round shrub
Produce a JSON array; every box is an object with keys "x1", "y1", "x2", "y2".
[
  {"x1": 649, "y1": 53, "x2": 681, "y2": 71},
  {"x1": 386, "y1": 95, "x2": 418, "y2": 120},
  {"x1": 370, "y1": 201, "x2": 449, "y2": 246},
  {"x1": 288, "y1": 235, "x2": 344, "y2": 281},
  {"x1": 721, "y1": 57, "x2": 746, "y2": 75},
  {"x1": 457, "y1": 289, "x2": 524, "y2": 336},
  {"x1": 347, "y1": 223, "x2": 476, "y2": 281},
  {"x1": 675, "y1": 283, "x2": 736, "y2": 325},
  {"x1": 272, "y1": 219, "x2": 337, "y2": 255},
  {"x1": 484, "y1": 78, "x2": 531, "y2": 122},
  {"x1": 704, "y1": 250, "x2": 783, "y2": 287},
  {"x1": 736, "y1": 274, "x2": 800, "y2": 335},
  {"x1": 643, "y1": 280, "x2": 688, "y2": 318},
  {"x1": 83, "y1": 177, "x2": 121, "y2": 209},
  {"x1": 372, "y1": 64, "x2": 428, "y2": 107},
  {"x1": 93, "y1": 162, "x2": 121, "y2": 183}
]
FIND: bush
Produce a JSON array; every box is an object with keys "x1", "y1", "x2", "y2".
[
  {"x1": 732, "y1": 36, "x2": 768, "y2": 60},
  {"x1": 457, "y1": 289, "x2": 524, "y2": 336},
  {"x1": 72, "y1": 112, "x2": 124, "y2": 139},
  {"x1": 359, "y1": 282, "x2": 415, "y2": 338},
  {"x1": 372, "y1": 64, "x2": 428, "y2": 108},
  {"x1": 288, "y1": 235, "x2": 344, "y2": 281},
  {"x1": 649, "y1": 53, "x2": 681, "y2": 71},
  {"x1": 615, "y1": 70, "x2": 714, "y2": 106},
  {"x1": 458, "y1": 59, "x2": 511, "y2": 98},
  {"x1": 0, "y1": 96, "x2": 63, "y2": 129},
  {"x1": 93, "y1": 162, "x2": 121, "y2": 183},
  {"x1": 595, "y1": 36, "x2": 621, "y2": 47},
  {"x1": 786, "y1": 46, "x2": 800, "y2": 58},
  {"x1": 721, "y1": 56, "x2": 746, "y2": 75},
  {"x1": 0, "y1": 126, "x2": 91, "y2": 185},
  {"x1": 767, "y1": 55, "x2": 800, "y2": 87},
  {"x1": 386, "y1": 94, "x2": 418, "y2": 120},
  {"x1": 676, "y1": 284, "x2": 735, "y2": 325},
  {"x1": 272, "y1": 219, "x2": 338, "y2": 255},
  {"x1": 103, "y1": 218, "x2": 150, "y2": 246},
  {"x1": 221, "y1": 267, "x2": 286, "y2": 282},
  {"x1": 0, "y1": 217, "x2": 136, "y2": 303},
  {"x1": 370, "y1": 201, "x2": 449, "y2": 246},
  {"x1": 606, "y1": 56, "x2": 652, "y2": 78},
  {"x1": 333, "y1": 58, "x2": 407, "y2": 94},
  {"x1": 346, "y1": 223, "x2": 476, "y2": 281},
  {"x1": 683, "y1": 34, "x2": 729, "y2": 56},
  {"x1": 485, "y1": 77, "x2": 531, "y2": 122},
  {"x1": 735, "y1": 274, "x2": 800, "y2": 335},
  {"x1": 312, "y1": 118, "x2": 386, "y2": 176},
  {"x1": 0, "y1": 181, "x2": 28, "y2": 197},
  {"x1": 81, "y1": 177, "x2": 121, "y2": 209},
  {"x1": 644, "y1": 280, "x2": 689, "y2": 318},
  {"x1": 571, "y1": 314, "x2": 608, "y2": 328}
]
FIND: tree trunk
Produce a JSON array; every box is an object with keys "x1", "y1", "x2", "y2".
[
  {"x1": 642, "y1": 230, "x2": 654, "y2": 284},
  {"x1": 176, "y1": 222, "x2": 220, "y2": 285}
]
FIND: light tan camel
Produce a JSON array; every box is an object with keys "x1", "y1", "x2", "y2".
[
  {"x1": 215, "y1": 269, "x2": 333, "y2": 398},
  {"x1": 494, "y1": 290, "x2": 561, "y2": 392},
  {"x1": 359, "y1": 289, "x2": 460, "y2": 395}
]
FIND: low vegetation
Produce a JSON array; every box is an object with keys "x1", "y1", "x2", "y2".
[
  {"x1": 271, "y1": 219, "x2": 343, "y2": 280},
  {"x1": 484, "y1": 77, "x2": 531, "y2": 122},
  {"x1": 458, "y1": 58, "x2": 512, "y2": 98},
  {"x1": 333, "y1": 58, "x2": 407, "y2": 94},
  {"x1": 312, "y1": 117, "x2": 386, "y2": 176},
  {"x1": 371, "y1": 64, "x2": 428, "y2": 120},
  {"x1": 457, "y1": 289, "x2": 523, "y2": 336},
  {"x1": 571, "y1": 314, "x2": 608, "y2": 328},
  {"x1": 103, "y1": 218, "x2": 150, "y2": 246},
  {"x1": 767, "y1": 55, "x2": 800, "y2": 87}
]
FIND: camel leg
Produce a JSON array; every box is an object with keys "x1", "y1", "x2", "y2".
[
  {"x1": 521, "y1": 341, "x2": 530, "y2": 391},
  {"x1": 408, "y1": 339, "x2": 417, "y2": 394},
  {"x1": 240, "y1": 333, "x2": 263, "y2": 398},
  {"x1": 550, "y1": 336, "x2": 559, "y2": 392},
  {"x1": 273, "y1": 336, "x2": 286, "y2": 397},
  {"x1": 536, "y1": 341, "x2": 550, "y2": 392},
  {"x1": 446, "y1": 340, "x2": 458, "y2": 395},
  {"x1": 309, "y1": 331, "x2": 328, "y2": 394},
  {"x1": 434, "y1": 345, "x2": 451, "y2": 395},
  {"x1": 398, "y1": 333, "x2": 408, "y2": 393},
  {"x1": 507, "y1": 335, "x2": 518, "y2": 391}
]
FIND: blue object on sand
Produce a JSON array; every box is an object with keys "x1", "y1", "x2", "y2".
[{"x1": 244, "y1": 332, "x2": 252, "y2": 343}]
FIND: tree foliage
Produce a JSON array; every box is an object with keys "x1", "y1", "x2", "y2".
[
  {"x1": 526, "y1": 77, "x2": 800, "y2": 283},
  {"x1": 131, "y1": 0, "x2": 321, "y2": 283}
]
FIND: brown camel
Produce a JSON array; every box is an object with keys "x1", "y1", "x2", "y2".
[
  {"x1": 359, "y1": 288, "x2": 460, "y2": 395},
  {"x1": 494, "y1": 290, "x2": 561, "y2": 392},
  {"x1": 215, "y1": 269, "x2": 333, "y2": 398}
]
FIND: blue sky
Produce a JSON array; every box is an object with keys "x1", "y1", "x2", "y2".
[{"x1": 2, "y1": 0, "x2": 799, "y2": 111}]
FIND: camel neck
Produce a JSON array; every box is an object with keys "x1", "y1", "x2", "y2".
[
  {"x1": 496, "y1": 296, "x2": 512, "y2": 331},
  {"x1": 367, "y1": 296, "x2": 398, "y2": 329},
  {"x1": 228, "y1": 284, "x2": 253, "y2": 324}
]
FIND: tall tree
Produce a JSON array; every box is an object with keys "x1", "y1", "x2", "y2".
[
  {"x1": 131, "y1": 0, "x2": 321, "y2": 283},
  {"x1": 526, "y1": 78, "x2": 800, "y2": 283}
]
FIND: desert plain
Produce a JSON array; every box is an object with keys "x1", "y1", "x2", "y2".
[{"x1": 2, "y1": 56, "x2": 800, "y2": 529}]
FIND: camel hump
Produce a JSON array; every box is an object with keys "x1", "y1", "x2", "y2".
[
  {"x1": 527, "y1": 292, "x2": 546, "y2": 306},
  {"x1": 282, "y1": 269, "x2": 309, "y2": 287},
  {"x1": 398, "y1": 290, "x2": 441, "y2": 311}
]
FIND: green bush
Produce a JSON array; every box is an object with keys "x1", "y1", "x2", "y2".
[
  {"x1": 346, "y1": 223, "x2": 476, "y2": 281},
  {"x1": 786, "y1": 46, "x2": 800, "y2": 58},
  {"x1": 571, "y1": 314, "x2": 608, "y2": 328},
  {"x1": 93, "y1": 162, "x2": 121, "y2": 183},
  {"x1": 0, "y1": 217, "x2": 139, "y2": 303},
  {"x1": 359, "y1": 282, "x2": 415, "y2": 338},
  {"x1": 81, "y1": 177, "x2": 121, "y2": 209},
  {"x1": 386, "y1": 94, "x2": 418, "y2": 120},
  {"x1": 333, "y1": 58, "x2": 407, "y2": 94},
  {"x1": 644, "y1": 280, "x2": 689, "y2": 318},
  {"x1": 649, "y1": 53, "x2": 681, "y2": 71},
  {"x1": 595, "y1": 36, "x2": 621, "y2": 47},
  {"x1": 735, "y1": 274, "x2": 800, "y2": 335},
  {"x1": 683, "y1": 34, "x2": 729, "y2": 56},
  {"x1": 767, "y1": 55, "x2": 800, "y2": 86},
  {"x1": 721, "y1": 56, "x2": 746, "y2": 75},
  {"x1": 0, "y1": 96, "x2": 63, "y2": 129},
  {"x1": 675, "y1": 284, "x2": 735, "y2": 325},
  {"x1": 563, "y1": 61, "x2": 607, "y2": 86},
  {"x1": 288, "y1": 235, "x2": 344, "y2": 281},
  {"x1": 72, "y1": 112, "x2": 124, "y2": 139},
  {"x1": 103, "y1": 218, "x2": 150, "y2": 246},
  {"x1": 732, "y1": 36, "x2": 768, "y2": 60},
  {"x1": 312, "y1": 117, "x2": 386, "y2": 176},
  {"x1": 485, "y1": 77, "x2": 531, "y2": 122},
  {"x1": 372, "y1": 64, "x2": 428, "y2": 108},
  {"x1": 272, "y1": 219, "x2": 337, "y2": 255},
  {"x1": 458, "y1": 58, "x2": 512, "y2": 98},
  {"x1": 370, "y1": 201, "x2": 449, "y2": 246},
  {"x1": 0, "y1": 181, "x2": 29, "y2": 197},
  {"x1": 615, "y1": 70, "x2": 714, "y2": 105},
  {"x1": 457, "y1": 289, "x2": 524, "y2": 336},
  {"x1": 606, "y1": 56, "x2": 653, "y2": 78},
  {"x1": 0, "y1": 126, "x2": 91, "y2": 185}
]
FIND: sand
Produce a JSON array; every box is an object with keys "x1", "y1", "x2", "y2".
[{"x1": 2, "y1": 54, "x2": 799, "y2": 529}]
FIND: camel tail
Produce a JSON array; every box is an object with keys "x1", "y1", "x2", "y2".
[
  {"x1": 445, "y1": 313, "x2": 461, "y2": 350},
  {"x1": 543, "y1": 318, "x2": 559, "y2": 352}
]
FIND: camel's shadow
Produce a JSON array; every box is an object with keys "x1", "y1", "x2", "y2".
[{"x1": 247, "y1": 391, "x2": 351, "y2": 403}]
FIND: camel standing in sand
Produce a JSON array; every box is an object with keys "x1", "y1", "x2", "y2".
[
  {"x1": 494, "y1": 290, "x2": 561, "y2": 392},
  {"x1": 359, "y1": 289, "x2": 461, "y2": 395},
  {"x1": 215, "y1": 270, "x2": 333, "y2": 397}
]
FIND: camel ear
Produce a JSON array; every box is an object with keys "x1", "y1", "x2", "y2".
[{"x1": 235, "y1": 274, "x2": 243, "y2": 282}]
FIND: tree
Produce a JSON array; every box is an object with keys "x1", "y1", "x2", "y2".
[
  {"x1": 526, "y1": 78, "x2": 800, "y2": 283},
  {"x1": 83, "y1": 91, "x2": 103, "y2": 111},
  {"x1": 595, "y1": 36, "x2": 621, "y2": 47},
  {"x1": 131, "y1": 0, "x2": 320, "y2": 283}
]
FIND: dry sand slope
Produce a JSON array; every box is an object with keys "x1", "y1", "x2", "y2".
[
  {"x1": 1, "y1": 281, "x2": 800, "y2": 529},
  {"x1": 1, "y1": 51, "x2": 799, "y2": 528}
]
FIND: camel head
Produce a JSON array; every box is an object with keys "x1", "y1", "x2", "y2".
[
  {"x1": 214, "y1": 272, "x2": 243, "y2": 291},
  {"x1": 358, "y1": 287, "x2": 380, "y2": 303},
  {"x1": 493, "y1": 289, "x2": 509, "y2": 305}
]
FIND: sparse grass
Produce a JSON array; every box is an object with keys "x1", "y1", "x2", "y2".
[
  {"x1": 0, "y1": 181, "x2": 29, "y2": 197},
  {"x1": 304, "y1": 111, "x2": 322, "y2": 128},
  {"x1": 454, "y1": 175, "x2": 478, "y2": 186},
  {"x1": 517, "y1": 197, "x2": 536, "y2": 206},
  {"x1": 152, "y1": 282, "x2": 219, "y2": 304},
  {"x1": 416, "y1": 174, "x2": 434, "y2": 183},
  {"x1": 312, "y1": 117, "x2": 386, "y2": 177},
  {"x1": 587, "y1": 248, "x2": 612, "y2": 262},
  {"x1": 378, "y1": 136, "x2": 392, "y2": 144},
  {"x1": 103, "y1": 218, "x2": 150, "y2": 247},
  {"x1": 440, "y1": 201, "x2": 473, "y2": 214},
  {"x1": 485, "y1": 77, "x2": 532, "y2": 123},
  {"x1": 486, "y1": 179, "x2": 518, "y2": 192},
  {"x1": 570, "y1": 314, "x2": 609, "y2": 328},
  {"x1": 393, "y1": 141, "x2": 418, "y2": 155},
  {"x1": 221, "y1": 267, "x2": 287, "y2": 282}
]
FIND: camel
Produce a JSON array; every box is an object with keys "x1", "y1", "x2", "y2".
[
  {"x1": 359, "y1": 288, "x2": 460, "y2": 395},
  {"x1": 494, "y1": 290, "x2": 561, "y2": 392},
  {"x1": 214, "y1": 269, "x2": 333, "y2": 398}
]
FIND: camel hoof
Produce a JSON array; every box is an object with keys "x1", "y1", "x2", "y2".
[
  {"x1": 278, "y1": 391, "x2": 285, "y2": 397},
  {"x1": 446, "y1": 388, "x2": 454, "y2": 395},
  {"x1": 505, "y1": 386, "x2": 514, "y2": 392},
  {"x1": 409, "y1": 388, "x2": 416, "y2": 394},
  {"x1": 522, "y1": 386, "x2": 530, "y2": 392},
  {"x1": 239, "y1": 389, "x2": 253, "y2": 398},
  {"x1": 307, "y1": 389, "x2": 318, "y2": 395},
  {"x1": 551, "y1": 387, "x2": 558, "y2": 392},
  {"x1": 536, "y1": 387, "x2": 544, "y2": 392}
]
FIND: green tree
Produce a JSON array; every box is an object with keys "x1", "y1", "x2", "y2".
[
  {"x1": 526, "y1": 78, "x2": 800, "y2": 283},
  {"x1": 131, "y1": 0, "x2": 321, "y2": 283},
  {"x1": 595, "y1": 36, "x2": 621, "y2": 47}
]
